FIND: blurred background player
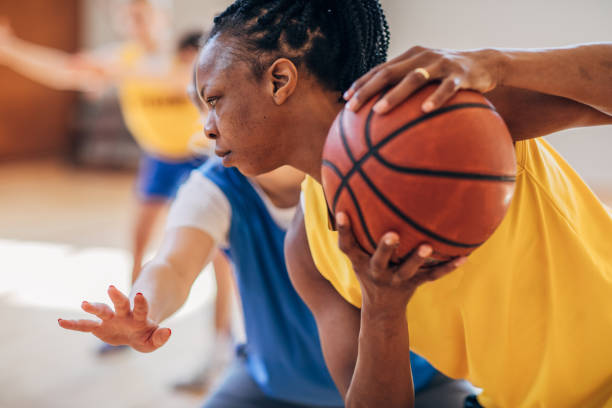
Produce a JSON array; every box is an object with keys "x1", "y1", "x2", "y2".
[{"x1": 0, "y1": 1, "x2": 233, "y2": 356}]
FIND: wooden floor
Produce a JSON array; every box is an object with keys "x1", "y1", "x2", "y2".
[
  {"x1": 0, "y1": 159, "x2": 610, "y2": 408},
  {"x1": 0, "y1": 159, "x2": 222, "y2": 408}
]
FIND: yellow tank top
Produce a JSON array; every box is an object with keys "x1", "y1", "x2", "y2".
[
  {"x1": 302, "y1": 138, "x2": 612, "y2": 408},
  {"x1": 116, "y1": 43, "x2": 204, "y2": 159}
]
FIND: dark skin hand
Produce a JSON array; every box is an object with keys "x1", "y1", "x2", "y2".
[
  {"x1": 342, "y1": 45, "x2": 612, "y2": 142},
  {"x1": 344, "y1": 46, "x2": 500, "y2": 114},
  {"x1": 58, "y1": 285, "x2": 171, "y2": 353},
  {"x1": 344, "y1": 44, "x2": 612, "y2": 117},
  {"x1": 286, "y1": 207, "x2": 465, "y2": 408}
]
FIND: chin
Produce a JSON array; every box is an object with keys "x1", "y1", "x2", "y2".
[{"x1": 237, "y1": 159, "x2": 281, "y2": 178}]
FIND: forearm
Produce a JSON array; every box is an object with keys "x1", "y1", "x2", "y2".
[
  {"x1": 486, "y1": 86, "x2": 612, "y2": 141},
  {"x1": 0, "y1": 37, "x2": 103, "y2": 91},
  {"x1": 130, "y1": 260, "x2": 193, "y2": 324},
  {"x1": 492, "y1": 43, "x2": 612, "y2": 115},
  {"x1": 346, "y1": 301, "x2": 414, "y2": 408}
]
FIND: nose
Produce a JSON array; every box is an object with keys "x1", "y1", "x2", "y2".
[{"x1": 204, "y1": 112, "x2": 218, "y2": 140}]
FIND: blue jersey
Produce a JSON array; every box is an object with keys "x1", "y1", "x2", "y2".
[{"x1": 200, "y1": 160, "x2": 436, "y2": 405}]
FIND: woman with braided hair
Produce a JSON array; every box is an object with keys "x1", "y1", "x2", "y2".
[{"x1": 198, "y1": 0, "x2": 612, "y2": 407}]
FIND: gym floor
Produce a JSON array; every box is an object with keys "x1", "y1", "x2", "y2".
[
  {"x1": 0, "y1": 159, "x2": 221, "y2": 408},
  {"x1": 1, "y1": 159, "x2": 611, "y2": 408}
]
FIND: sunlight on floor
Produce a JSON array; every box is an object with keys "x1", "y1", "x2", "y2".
[{"x1": 0, "y1": 238, "x2": 216, "y2": 321}]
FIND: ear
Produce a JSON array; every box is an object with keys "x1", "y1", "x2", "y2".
[{"x1": 266, "y1": 58, "x2": 298, "y2": 105}]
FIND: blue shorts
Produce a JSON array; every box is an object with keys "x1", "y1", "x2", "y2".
[{"x1": 136, "y1": 153, "x2": 206, "y2": 201}]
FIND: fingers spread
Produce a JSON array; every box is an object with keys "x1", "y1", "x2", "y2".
[
  {"x1": 370, "y1": 232, "x2": 399, "y2": 279},
  {"x1": 58, "y1": 318, "x2": 101, "y2": 332},
  {"x1": 132, "y1": 293, "x2": 149, "y2": 322},
  {"x1": 151, "y1": 327, "x2": 172, "y2": 349},
  {"x1": 396, "y1": 244, "x2": 433, "y2": 281},
  {"x1": 336, "y1": 212, "x2": 368, "y2": 265},
  {"x1": 108, "y1": 285, "x2": 130, "y2": 317},
  {"x1": 422, "y1": 76, "x2": 461, "y2": 112},
  {"x1": 81, "y1": 301, "x2": 114, "y2": 320}
]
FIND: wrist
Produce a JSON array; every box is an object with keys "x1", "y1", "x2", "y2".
[
  {"x1": 361, "y1": 294, "x2": 408, "y2": 323},
  {"x1": 477, "y1": 47, "x2": 509, "y2": 89}
]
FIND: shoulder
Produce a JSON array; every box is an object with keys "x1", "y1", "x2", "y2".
[
  {"x1": 171, "y1": 171, "x2": 230, "y2": 217},
  {"x1": 166, "y1": 170, "x2": 232, "y2": 246}
]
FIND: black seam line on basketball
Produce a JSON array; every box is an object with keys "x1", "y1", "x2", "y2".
[
  {"x1": 367, "y1": 160, "x2": 517, "y2": 182},
  {"x1": 368, "y1": 101, "x2": 514, "y2": 181},
  {"x1": 365, "y1": 102, "x2": 497, "y2": 151},
  {"x1": 322, "y1": 159, "x2": 343, "y2": 178},
  {"x1": 354, "y1": 166, "x2": 483, "y2": 248},
  {"x1": 363, "y1": 102, "x2": 485, "y2": 248},
  {"x1": 330, "y1": 101, "x2": 494, "y2": 247},
  {"x1": 322, "y1": 159, "x2": 377, "y2": 250},
  {"x1": 331, "y1": 108, "x2": 357, "y2": 213},
  {"x1": 323, "y1": 160, "x2": 377, "y2": 247},
  {"x1": 332, "y1": 102, "x2": 498, "y2": 213},
  {"x1": 344, "y1": 176, "x2": 378, "y2": 251},
  {"x1": 339, "y1": 108, "x2": 357, "y2": 163},
  {"x1": 331, "y1": 115, "x2": 482, "y2": 248}
]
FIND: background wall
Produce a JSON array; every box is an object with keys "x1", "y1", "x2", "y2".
[
  {"x1": 0, "y1": 0, "x2": 80, "y2": 159},
  {"x1": 81, "y1": 0, "x2": 231, "y2": 48}
]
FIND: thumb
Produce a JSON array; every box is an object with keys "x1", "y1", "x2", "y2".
[{"x1": 151, "y1": 327, "x2": 172, "y2": 348}]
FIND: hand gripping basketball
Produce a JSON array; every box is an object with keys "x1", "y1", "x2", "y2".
[
  {"x1": 344, "y1": 46, "x2": 500, "y2": 114},
  {"x1": 336, "y1": 212, "x2": 466, "y2": 310},
  {"x1": 322, "y1": 84, "x2": 516, "y2": 263}
]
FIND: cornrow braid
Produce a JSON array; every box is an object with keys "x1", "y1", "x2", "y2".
[{"x1": 208, "y1": 0, "x2": 390, "y2": 93}]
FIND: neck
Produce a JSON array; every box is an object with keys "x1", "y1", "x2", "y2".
[
  {"x1": 253, "y1": 167, "x2": 304, "y2": 208},
  {"x1": 284, "y1": 87, "x2": 344, "y2": 183}
]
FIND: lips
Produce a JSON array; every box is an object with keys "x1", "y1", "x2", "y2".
[{"x1": 214, "y1": 148, "x2": 231, "y2": 158}]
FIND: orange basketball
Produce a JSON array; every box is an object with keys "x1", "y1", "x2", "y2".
[{"x1": 321, "y1": 84, "x2": 516, "y2": 263}]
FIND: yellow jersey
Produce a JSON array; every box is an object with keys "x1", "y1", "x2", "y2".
[
  {"x1": 116, "y1": 43, "x2": 203, "y2": 159},
  {"x1": 302, "y1": 138, "x2": 612, "y2": 408}
]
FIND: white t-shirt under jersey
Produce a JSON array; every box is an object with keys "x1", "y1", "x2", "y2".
[{"x1": 166, "y1": 170, "x2": 297, "y2": 248}]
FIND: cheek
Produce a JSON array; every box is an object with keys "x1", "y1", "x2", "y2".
[{"x1": 225, "y1": 97, "x2": 273, "y2": 147}]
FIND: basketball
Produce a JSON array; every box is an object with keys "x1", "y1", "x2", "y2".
[{"x1": 321, "y1": 84, "x2": 517, "y2": 263}]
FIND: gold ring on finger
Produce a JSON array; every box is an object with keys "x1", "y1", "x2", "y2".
[{"x1": 414, "y1": 67, "x2": 430, "y2": 80}]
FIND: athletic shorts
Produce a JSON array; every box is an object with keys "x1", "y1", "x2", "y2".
[
  {"x1": 202, "y1": 346, "x2": 479, "y2": 408},
  {"x1": 136, "y1": 153, "x2": 207, "y2": 201},
  {"x1": 201, "y1": 350, "x2": 343, "y2": 408}
]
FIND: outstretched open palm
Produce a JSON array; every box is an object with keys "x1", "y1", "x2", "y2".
[{"x1": 58, "y1": 285, "x2": 171, "y2": 353}]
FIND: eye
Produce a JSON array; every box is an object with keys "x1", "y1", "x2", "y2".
[{"x1": 206, "y1": 96, "x2": 218, "y2": 108}]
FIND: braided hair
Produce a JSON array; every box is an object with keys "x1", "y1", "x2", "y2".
[{"x1": 207, "y1": 0, "x2": 390, "y2": 94}]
